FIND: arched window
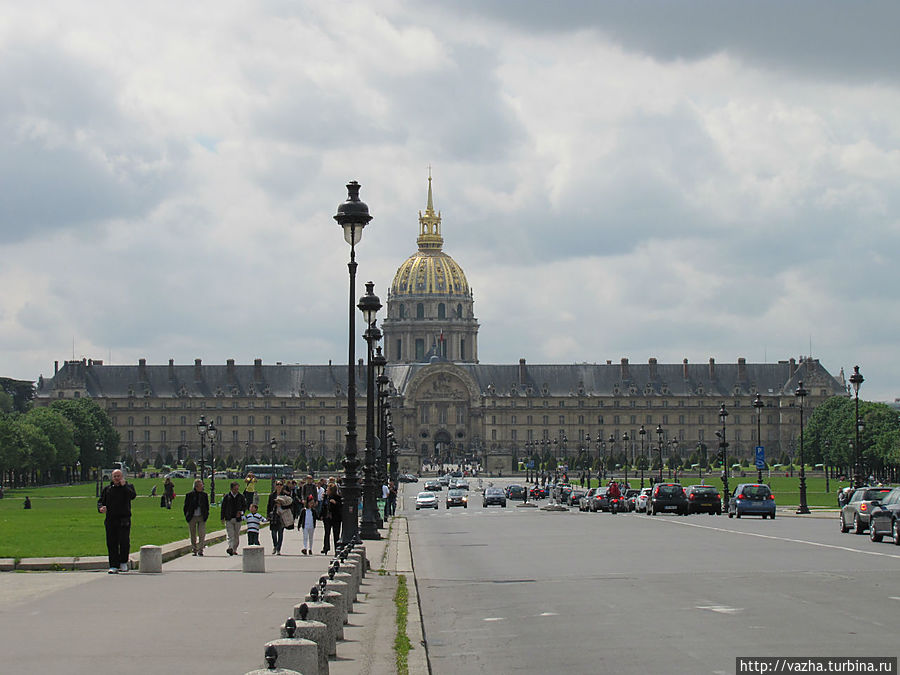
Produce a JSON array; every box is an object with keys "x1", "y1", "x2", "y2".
[
  {"x1": 438, "y1": 303, "x2": 446, "y2": 319},
  {"x1": 416, "y1": 303, "x2": 424, "y2": 319}
]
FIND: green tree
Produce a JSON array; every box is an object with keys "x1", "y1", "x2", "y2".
[
  {"x1": 50, "y1": 398, "x2": 118, "y2": 471},
  {"x1": 0, "y1": 416, "x2": 27, "y2": 486},
  {"x1": 0, "y1": 391, "x2": 13, "y2": 414},
  {"x1": 23, "y1": 407, "x2": 78, "y2": 479},
  {"x1": 19, "y1": 421, "x2": 54, "y2": 484}
]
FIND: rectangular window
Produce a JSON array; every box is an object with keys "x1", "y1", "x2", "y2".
[
  {"x1": 160, "y1": 430, "x2": 166, "y2": 442},
  {"x1": 180, "y1": 416, "x2": 186, "y2": 425},
  {"x1": 542, "y1": 415, "x2": 549, "y2": 426},
  {"x1": 415, "y1": 339, "x2": 425, "y2": 361},
  {"x1": 630, "y1": 415, "x2": 636, "y2": 424},
  {"x1": 232, "y1": 416, "x2": 238, "y2": 425},
  {"x1": 460, "y1": 338, "x2": 465, "y2": 360},
  {"x1": 439, "y1": 407, "x2": 448, "y2": 425},
  {"x1": 698, "y1": 415, "x2": 704, "y2": 425},
  {"x1": 180, "y1": 430, "x2": 186, "y2": 442},
  {"x1": 614, "y1": 415, "x2": 620, "y2": 425},
  {"x1": 127, "y1": 430, "x2": 134, "y2": 441},
  {"x1": 558, "y1": 415, "x2": 565, "y2": 425},
  {"x1": 335, "y1": 416, "x2": 341, "y2": 427},
  {"x1": 143, "y1": 430, "x2": 150, "y2": 441},
  {"x1": 456, "y1": 407, "x2": 465, "y2": 425},
  {"x1": 249, "y1": 415, "x2": 255, "y2": 425},
  {"x1": 319, "y1": 430, "x2": 326, "y2": 442},
  {"x1": 232, "y1": 430, "x2": 238, "y2": 443},
  {"x1": 300, "y1": 430, "x2": 306, "y2": 442},
  {"x1": 420, "y1": 406, "x2": 429, "y2": 424},
  {"x1": 248, "y1": 430, "x2": 254, "y2": 441},
  {"x1": 511, "y1": 429, "x2": 517, "y2": 440},
  {"x1": 264, "y1": 416, "x2": 271, "y2": 425},
  {"x1": 319, "y1": 416, "x2": 325, "y2": 426},
  {"x1": 662, "y1": 415, "x2": 668, "y2": 425},
  {"x1": 300, "y1": 416, "x2": 305, "y2": 425},
  {"x1": 396, "y1": 339, "x2": 402, "y2": 361},
  {"x1": 492, "y1": 415, "x2": 496, "y2": 425},
  {"x1": 527, "y1": 415, "x2": 533, "y2": 425},
  {"x1": 491, "y1": 429, "x2": 497, "y2": 440},
  {"x1": 511, "y1": 415, "x2": 517, "y2": 425}
]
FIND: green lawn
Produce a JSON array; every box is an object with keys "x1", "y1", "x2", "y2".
[{"x1": 0, "y1": 478, "x2": 264, "y2": 559}]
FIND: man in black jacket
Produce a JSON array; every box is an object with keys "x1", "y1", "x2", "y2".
[
  {"x1": 220, "y1": 482, "x2": 246, "y2": 556},
  {"x1": 183, "y1": 479, "x2": 210, "y2": 556},
  {"x1": 98, "y1": 469, "x2": 137, "y2": 574}
]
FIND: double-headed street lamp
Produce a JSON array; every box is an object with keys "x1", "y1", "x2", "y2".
[
  {"x1": 795, "y1": 381, "x2": 810, "y2": 514},
  {"x1": 753, "y1": 392, "x2": 765, "y2": 483},
  {"x1": 638, "y1": 425, "x2": 646, "y2": 488},
  {"x1": 374, "y1": 346, "x2": 389, "y2": 488},
  {"x1": 358, "y1": 280, "x2": 382, "y2": 540},
  {"x1": 718, "y1": 404, "x2": 729, "y2": 512},
  {"x1": 849, "y1": 365, "x2": 864, "y2": 489},
  {"x1": 608, "y1": 433, "x2": 615, "y2": 479},
  {"x1": 95, "y1": 441, "x2": 104, "y2": 497},
  {"x1": 655, "y1": 425, "x2": 664, "y2": 484},
  {"x1": 197, "y1": 415, "x2": 209, "y2": 482},
  {"x1": 335, "y1": 180, "x2": 372, "y2": 544},
  {"x1": 207, "y1": 422, "x2": 217, "y2": 504},
  {"x1": 269, "y1": 438, "x2": 277, "y2": 489},
  {"x1": 622, "y1": 431, "x2": 630, "y2": 486}
]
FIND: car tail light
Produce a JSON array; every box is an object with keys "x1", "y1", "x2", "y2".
[
  {"x1": 860, "y1": 502, "x2": 867, "y2": 511},
  {"x1": 768, "y1": 494, "x2": 774, "y2": 500},
  {"x1": 689, "y1": 493, "x2": 696, "y2": 500},
  {"x1": 715, "y1": 494, "x2": 720, "y2": 500}
]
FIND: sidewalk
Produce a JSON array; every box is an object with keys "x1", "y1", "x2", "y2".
[{"x1": 0, "y1": 519, "x2": 403, "y2": 674}]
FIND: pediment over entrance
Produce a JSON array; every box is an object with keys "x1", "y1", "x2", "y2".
[{"x1": 404, "y1": 363, "x2": 480, "y2": 405}]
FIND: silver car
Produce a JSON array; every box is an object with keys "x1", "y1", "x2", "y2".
[
  {"x1": 839, "y1": 487, "x2": 893, "y2": 533},
  {"x1": 415, "y1": 491, "x2": 439, "y2": 510}
]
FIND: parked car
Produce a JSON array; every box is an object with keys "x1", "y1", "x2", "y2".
[
  {"x1": 867, "y1": 487, "x2": 900, "y2": 544},
  {"x1": 839, "y1": 486, "x2": 893, "y2": 534},
  {"x1": 483, "y1": 486, "x2": 507, "y2": 507},
  {"x1": 165, "y1": 470, "x2": 191, "y2": 479},
  {"x1": 635, "y1": 487, "x2": 652, "y2": 513},
  {"x1": 568, "y1": 487, "x2": 587, "y2": 507},
  {"x1": 415, "y1": 491, "x2": 439, "y2": 510},
  {"x1": 648, "y1": 483, "x2": 689, "y2": 516},
  {"x1": 398, "y1": 474, "x2": 419, "y2": 483},
  {"x1": 624, "y1": 489, "x2": 640, "y2": 512},
  {"x1": 686, "y1": 485, "x2": 722, "y2": 515},
  {"x1": 423, "y1": 480, "x2": 442, "y2": 492},
  {"x1": 507, "y1": 484, "x2": 527, "y2": 500},
  {"x1": 446, "y1": 488, "x2": 468, "y2": 508},
  {"x1": 728, "y1": 484, "x2": 776, "y2": 519}
]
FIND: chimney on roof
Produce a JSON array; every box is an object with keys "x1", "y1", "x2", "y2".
[
  {"x1": 254, "y1": 358, "x2": 263, "y2": 381},
  {"x1": 168, "y1": 359, "x2": 175, "y2": 380},
  {"x1": 227, "y1": 359, "x2": 235, "y2": 381},
  {"x1": 620, "y1": 358, "x2": 629, "y2": 381},
  {"x1": 649, "y1": 357, "x2": 658, "y2": 380},
  {"x1": 683, "y1": 358, "x2": 689, "y2": 380},
  {"x1": 738, "y1": 357, "x2": 747, "y2": 381},
  {"x1": 709, "y1": 357, "x2": 716, "y2": 380},
  {"x1": 54, "y1": 361, "x2": 59, "y2": 376},
  {"x1": 606, "y1": 360, "x2": 612, "y2": 365},
  {"x1": 138, "y1": 358, "x2": 147, "y2": 382},
  {"x1": 789, "y1": 357, "x2": 797, "y2": 376},
  {"x1": 519, "y1": 358, "x2": 527, "y2": 386},
  {"x1": 194, "y1": 358, "x2": 202, "y2": 381}
]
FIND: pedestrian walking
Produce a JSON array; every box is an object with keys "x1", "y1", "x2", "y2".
[
  {"x1": 301, "y1": 474, "x2": 317, "y2": 506},
  {"x1": 388, "y1": 480, "x2": 397, "y2": 516},
  {"x1": 220, "y1": 481, "x2": 246, "y2": 556},
  {"x1": 163, "y1": 477, "x2": 175, "y2": 509},
  {"x1": 242, "y1": 503, "x2": 266, "y2": 546},
  {"x1": 321, "y1": 483, "x2": 342, "y2": 554},
  {"x1": 266, "y1": 481, "x2": 291, "y2": 555},
  {"x1": 299, "y1": 495, "x2": 317, "y2": 555},
  {"x1": 97, "y1": 469, "x2": 136, "y2": 574},
  {"x1": 183, "y1": 479, "x2": 210, "y2": 556},
  {"x1": 382, "y1": 481, "x2": 390, "y2": 520}
]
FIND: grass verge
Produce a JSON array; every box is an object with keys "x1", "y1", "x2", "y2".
[{"x1": 394, "y1": 573, "x2": 412, "y2": 675}]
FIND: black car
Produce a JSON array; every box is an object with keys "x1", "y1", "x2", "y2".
[
  {"x1": 839, "y1": 486, "x2": 893, "y2": 534},
  {"x1": 446, "y1": 488, "x2": 468, "y2": 508},
  {"x1": 685, "y1": 485, "x2": 722, "y2": 514},
  {"x1": 868, "y1": 487, "x2": 900, "y2": 544},
  {"x1": 483, "y1": 487, "x2": 507, "y2": 507},
  {"x1": 647, "y1": 483, "x2": 688, "y2": 515},
  {"x1": 507, "y1": 484, "x2": 527, "y2": 500},
  {"x1": 530, "y1": 485, "x2": 547, "y2": 500}
]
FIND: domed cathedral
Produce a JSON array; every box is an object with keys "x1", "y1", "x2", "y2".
[{"x1": 381, "y1": 174, "x2": 479, "y2": 364}]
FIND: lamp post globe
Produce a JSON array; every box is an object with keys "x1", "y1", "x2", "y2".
[
  {"x1": 269, "y1": 438, "x2": 277, "y2": 489},
  {"x1": 753, "y1": 392, "x2": 765, "y2": 483},
  {"x1": 622, "y1": 432, "x2": 630, "y2": 486},
  {"x1": 795, "y1": 381, "x2": 810, "y2": 514},
  {"x1": 357, "y1": 280, "x2": 383, "y2": 540},
  {"x1": 95, "y1": 441, "x2": 104, "y2": 497},
  {"x1": 718, "y1": 404, "x2": 729, "y2": 513},
  {"x1": 334, "y1": 180, "x2": 373, "y2": 545},
  {"x1": 655, "y1": 425, "x2": 664, "y2": 484},
  {"x1": 849, "y1": 365, "x2": 864, "y2": 489}
]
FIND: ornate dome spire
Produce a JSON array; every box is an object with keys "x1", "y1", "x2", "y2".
[{"x1": 417, "y1": 170, "x2": 443, "y2": 251}]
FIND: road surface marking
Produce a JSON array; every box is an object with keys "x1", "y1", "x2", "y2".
[
  {"x1": 696, "y1": 605, "x2": 743, "y2": 614},
  {"x1": 643, "y1": 516, "x2": 900, "y2": 559},
  {"x1": 483, "y1": 617, "x2": 505, "y2": 622},
  {"x1": 538, "y1": 612, "x2": 558, "y2": 616}
]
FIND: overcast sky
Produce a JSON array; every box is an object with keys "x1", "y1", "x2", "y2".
[{"x1": 2, "y1": 1, "x2": 899, "y2": 401}]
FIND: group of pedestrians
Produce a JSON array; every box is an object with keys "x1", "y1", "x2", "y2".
[{"x1": 98, "y1": 469, "x2": 397, "y2": 572}]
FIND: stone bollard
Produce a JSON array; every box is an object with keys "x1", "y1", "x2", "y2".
[
  {"x1": 306, "y1": 587, "x2": 346, "y2": 624},
  {"x1": 139, "y1": 545, "x2": 162, "y2": 574},
  {"x1": 280, "y1": 609, "x2": 331, "y2": 671},
  {"x1": 244, "y1": 644, "x2": 302, "y2": 675},
  {"x1": 264, "y1": 639, "x2": 317, "y2": 675},
  {"x1": 339, "y1": 560, "x2": 361, "y2": 594},
  {"x1": 346, "y1": 553, "x2": 366, "y2": 578},
  {"x1": 326, "y1": 568, "x2": 355, "y2": 616},
  {"x1": 243, "y1": 545, "x2": 265, "y2": 573},
  {"x1": 331, "y1": 571, "x2": 356, "y2": 602},
  {"x1": 296, "y1": 599, "x2": 343, "y2": 642}
]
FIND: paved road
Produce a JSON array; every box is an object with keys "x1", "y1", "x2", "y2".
[{"x1": 402, "y1": 482, "x2": 900, "y2": 675}]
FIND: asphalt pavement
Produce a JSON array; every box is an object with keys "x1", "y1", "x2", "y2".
[
  {"x1": 401, "y1": 479, "x2": 900, "y2": 675},
  {"x1": 0, "y1": 520, "x2": 404, "y2": 674}
]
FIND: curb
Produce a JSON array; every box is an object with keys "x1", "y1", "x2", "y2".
[{"x1": 394, "y1": 517, "x2": 430, "y2": 675}]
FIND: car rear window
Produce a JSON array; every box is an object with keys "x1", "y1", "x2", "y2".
[
  {"x1": 862, "y1": 489, "x2": 892, "y2": 500},
  {"x1": 691, "y1": 487, "x2": 718, "y2": 494},
  {"x1": 741, "y1": 486, "x2": 771, "y2": 498},
  {"x1": 658, "y1": 486, "x2": 683, "y2": 496}
]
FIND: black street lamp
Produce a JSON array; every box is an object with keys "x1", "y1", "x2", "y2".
[
  {"x1": 374, "y1": 346, "x2": 388, "y2": 489},
  {"x1": 718, "y1": 404, "x2": 729, "y2": 512},
  {"x1": 638, "y1": 425, "x2": 646, "y2": 488},
  {"x1": 197, "y1": 415, "x2": 208, "y2": 482},
  {"x1": 358, "y1": 280, "x2": 382, "y2": 540},
  {"x1": 95, "y1": 441, "x2": 103, "y2": 497},
  {"x1": 269, "y1": 438, "x2": 277, "y2": 488},
  {"x1": 335, "y1": 180, "x2": 372, "y2": 544},
  {"x1": 753, "y1": 392, "x2": 765, "y2": 483},
  {"x1": 824, "y1": 439, "x2": 831, "y2": 493},
  {"x1": 655, "y1": 425, "x2": 664, "y2": 484},
  {"x1": 697, "y1": 442, "x2": 704, "y2": 481},
  {"x1": 849, "y1": 365, "x2": 864, "y2": 488},
  {"x1": 622, "y1": 431, "x2": 630, "y2": 486},
  {"x1": 795, "y1": 381, "x2": 810, "y2": 514},
  {"x1": 608, "y1": 433, "x2": 615, "y2": 480},
  {"x1": 207, "y1": 422, "x2": 217, "y2": 505}
]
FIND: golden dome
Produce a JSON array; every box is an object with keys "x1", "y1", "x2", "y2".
[{"x1": 390, "y1": 176, "x2": 471, "y2": 297}]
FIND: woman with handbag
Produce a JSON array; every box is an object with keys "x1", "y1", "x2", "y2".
[{"x1": 266, "y1": 481, "x2": 292, "y2": 555}]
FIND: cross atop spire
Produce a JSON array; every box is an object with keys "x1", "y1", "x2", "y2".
[{"x1": 418, "y1": 170, "x2": 443, "y2": 251}]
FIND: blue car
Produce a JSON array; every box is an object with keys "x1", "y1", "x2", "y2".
[{"x1": 728, "y1": 483, "x2": 776, "y2": 519}]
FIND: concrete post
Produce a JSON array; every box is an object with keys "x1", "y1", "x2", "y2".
[
  {"x1": 245, "y1": 643, "x2": 302, "y2": 674},
  {"x1": 242, "y1": 545, "x2": 265, "y2": 573},
  {"x1": 265, "y1": 638, "x2": 319, "y2": 675},
  {"x1": 139, "y1": 545, "x2": 162, "y2": 574},
  {"x1": 297, "y1": 600, "x2": 344, "y2": 643},
  {"x1": 325, "y1": 579, "x2": 352, "y2": 617},
  {"x1": 306, "y1": 589, "x2": 346, "y2": 623},
  {"x1": 280, "y1": 619, "x2": 331, "y2": 669},
  {"x1": 346, "y1": 553, "x2": 366, "y2": 578}
]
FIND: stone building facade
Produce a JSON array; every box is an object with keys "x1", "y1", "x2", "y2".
[{"x1": 35, "y1": 179, "x2": 848, "y2": 474}]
